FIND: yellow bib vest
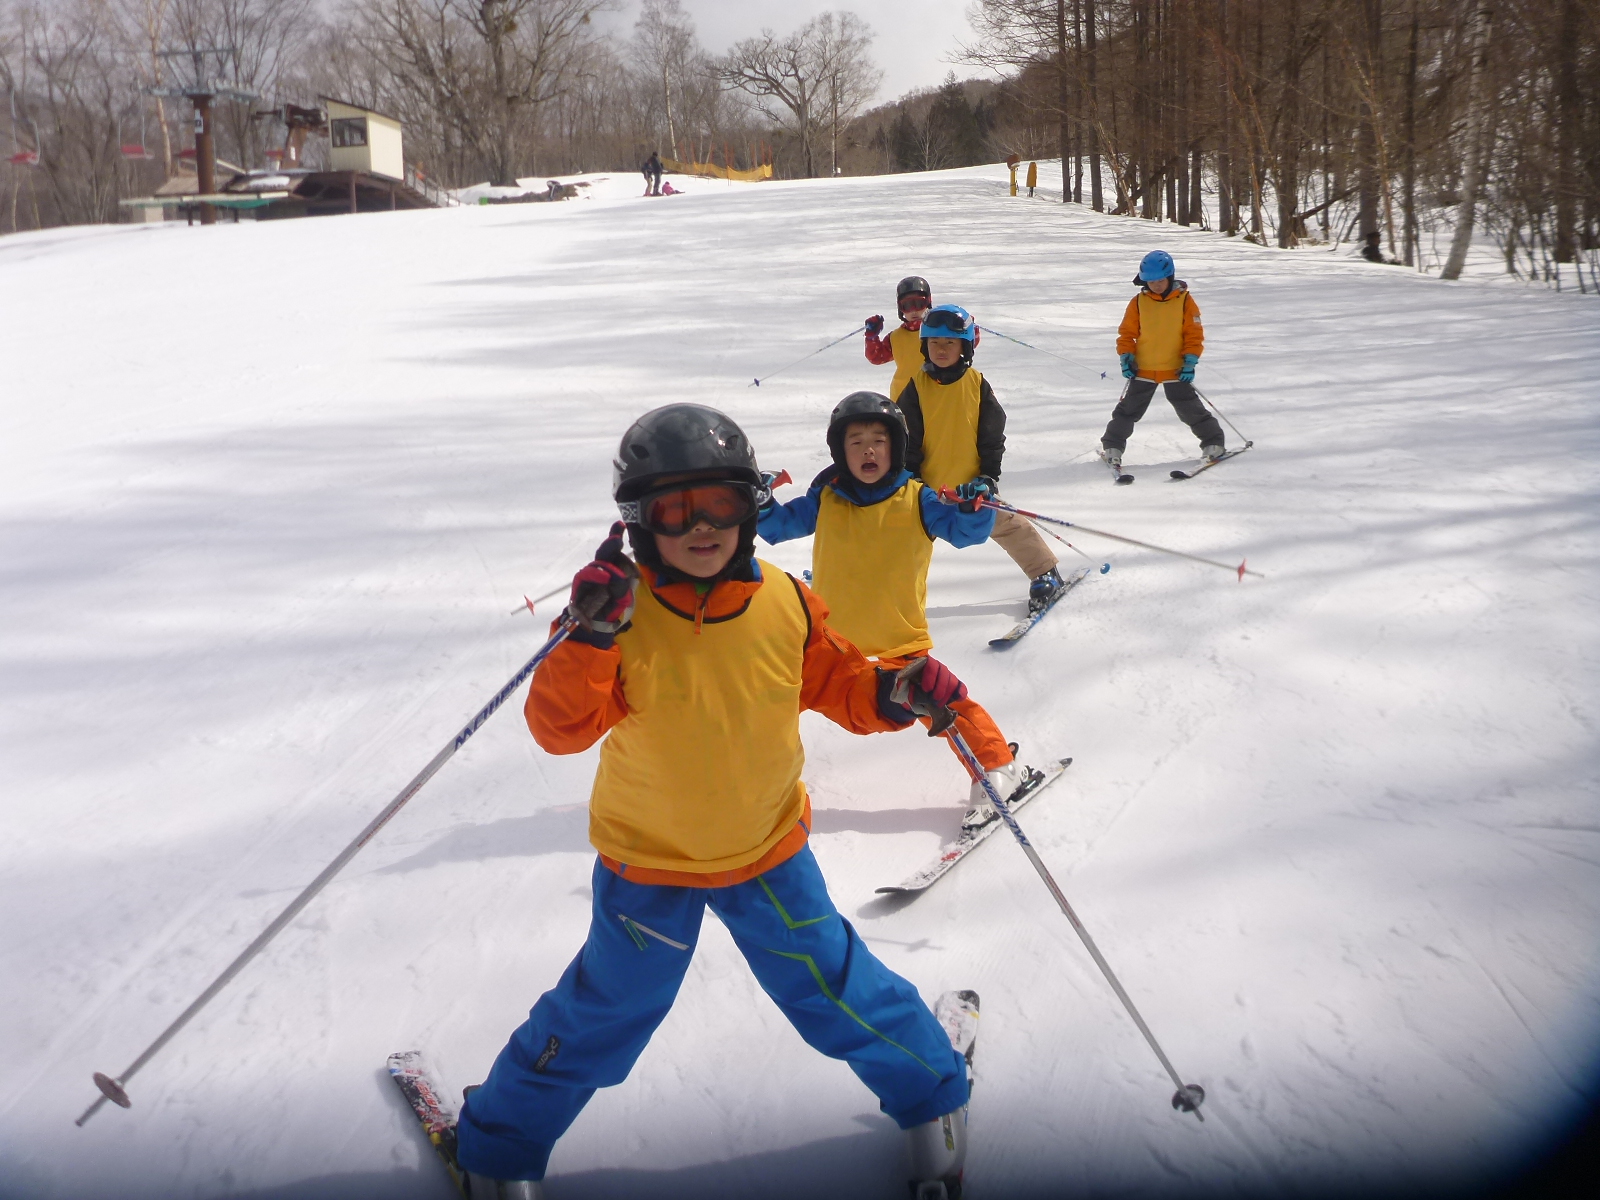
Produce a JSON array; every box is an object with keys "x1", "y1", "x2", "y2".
[
  {"x1": 1134, "y1": 290, "x2": 1188, "y2": 377},
  {"x1": 889, "y1": 326, "x2": 923, "y2": 403},
  {"x1": 811, "y1": 481, "x2": 934, "y2": 660},
  {"x1": 913, "y1": 367, "x2": 985, "y2": 490},
  {"x1": 588, "y1": 562, "x2": 811, "y2": 875}
]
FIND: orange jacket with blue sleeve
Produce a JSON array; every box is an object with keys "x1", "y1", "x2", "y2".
[
  {"x1": 525, "y1": 560, "x2": 904, "y2": 888},
  {"x1": 1116, "y1": 283, "x2": 1204, "y2": 382}
]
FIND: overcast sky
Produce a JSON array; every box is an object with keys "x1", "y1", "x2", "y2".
[{"x1": 598, "y1": 1, "x2": 988, "y2": 106}]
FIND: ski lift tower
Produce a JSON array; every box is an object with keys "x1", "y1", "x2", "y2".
[{"x1": 149, "y1": 47, "x2": 257, "y2": 226}]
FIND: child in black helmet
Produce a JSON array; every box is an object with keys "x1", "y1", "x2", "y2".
[
  {"x1": 454, "y1": 404, "x2": 975, "y2": 1200},
  {"x1": 758, "y1": 391, "x2": 1027, "y2": 828},
  {"x1": 865, "y1": 275, "x2": 932, "y2": 404}
]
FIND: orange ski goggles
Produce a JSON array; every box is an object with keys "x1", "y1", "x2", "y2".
[{"x1": 620, "y1": 481, "x2": 758, "y2": 537}]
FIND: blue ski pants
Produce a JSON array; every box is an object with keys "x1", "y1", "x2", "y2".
[{"x1": 454, "y1": 845, "x2": 968, "y2": 1181}]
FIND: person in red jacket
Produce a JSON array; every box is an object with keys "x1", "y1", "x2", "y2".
[
  {"x1": 1098, "y1": 250, "x2": 1224, "y2": 469},
  {"x1": 453, "y1": 404, "x2": 973, "y2": 1200},
  {"x1": 864, "y1": 275, "x2": 932, "y2": 403}
]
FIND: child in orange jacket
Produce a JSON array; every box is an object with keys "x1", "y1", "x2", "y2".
[
  {"x1": 453, "y1": 404, "x2": 972, "y2": 1200},
  {"x1": 1098, "y1": 250, "x2": 1224, "y2": 468},
  {"x1": 864, "y1": 275, "x2": 932, "y2": 403}
]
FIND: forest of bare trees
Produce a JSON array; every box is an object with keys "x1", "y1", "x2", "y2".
[
  {"x1": 968, "y1": 0, "x2": 1599, "y2": 286},
  {"x1": 3, "y1": 0, "x2": 1595, "y2": 290}
]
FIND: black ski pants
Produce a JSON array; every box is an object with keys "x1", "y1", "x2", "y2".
[{"x1": 1101, "y1": 378, "x2": 1224, "y2": 452}]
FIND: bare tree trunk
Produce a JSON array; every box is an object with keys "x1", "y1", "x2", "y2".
[
  {"x1": 1176, "y1": 0, "x2": 1190, "y2": 225},
  {"x1": 1553, "y1": 0, "x2": 1579, "y2": 262},
  {"x1": 1087, "y1": 0, "x2": 1102, "y2": 210},
  {"x1": 1357, "y1": 0, "x2": 1383, "y2": 239},
  {"x1": 1276, "y1": 0, "x2": 1302, "y2": 247},
  {"x1": 1057, "y1": 0, "x2": 1070, "y2": 202},
  {"x1": 1072, "y1": 0, "x2": 1083, "y2": 202},
  {"x1": 1217, "y1": 0, "x2": 1235, "y2": 232},
  {"x1": 1402, "y1": 3, "x2": 1419, "y2": 265},
  {"x1": 1441, "y1": 2, "x2": 1495, "y2": 280}
]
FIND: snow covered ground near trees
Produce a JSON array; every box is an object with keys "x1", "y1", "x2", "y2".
[{"x1": 1, "y1": 163, "x2": 1596, "y2": 1200}]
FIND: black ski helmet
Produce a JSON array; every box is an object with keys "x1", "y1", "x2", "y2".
[
  {"x1": 896, "y1": 275, "x2": 931, "y2": 314},
  {"x1": 826, "y1": 392, "x2": 907, "y2": 476},
  {"x1": 612, "y1": 403, "x2": 763, "y2": 576},
  {"x1": 613, "y1": 403, "x2": 762, "y2": 502}
]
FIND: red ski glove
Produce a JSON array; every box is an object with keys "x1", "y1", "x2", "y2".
[
  {"x1": 567, "y1": 522, "x2": 637, "y2": 634},
  {"x1": 865, "y1": 314, "x2": 885, "y2": 336},
  {"x1": 881, "y1": 656, "x2": 968, "y2": 730}
]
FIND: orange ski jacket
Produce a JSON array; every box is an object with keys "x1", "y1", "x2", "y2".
[
  {"x1": 525, "y1": 561, "x2": 903, "y2": 888},
  {"x1": 1116, "y1": 283, "x2": 1204, "y2": 382}
]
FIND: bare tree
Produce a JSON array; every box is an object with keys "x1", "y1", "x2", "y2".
[
  {"x1": 718, "y1": 12, "x2": 878, "y2": 178},
  {"x1": 1440, "y1": 0, "x2": 1494, "y2": 279},
  {"x1": 630, "y1": 0, "x2": 692, "y2": 159}
]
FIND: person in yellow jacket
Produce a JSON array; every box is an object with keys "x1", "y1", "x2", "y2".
[
  {"x1": 897, "y1": 303, "x2": 1067, "y2": 616},
  {"x1": 1098, "y1": 250, "x2": 1224, "y2": 469},
  {"x1": 453, "y1": 404, "x2": 975, "y2": 1200},
  {"x1": 758, "y1": 391, "x2": 1026, "y2": 829},
  {"x1": 864, "y1": 275, "x2": 932, "y2": 403}
]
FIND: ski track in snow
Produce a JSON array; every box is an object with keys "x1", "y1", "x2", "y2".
[{"x1": 1, "y1": 164, "x2": 1596, "y2": 1199}]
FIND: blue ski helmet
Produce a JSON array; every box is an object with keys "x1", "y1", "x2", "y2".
[
  {"x1": 1138, "y1": 250, "x2": 1175, "y2": 282},
  {"x1": 919, "y1": 303, "x2": 977, "y2": 342}
]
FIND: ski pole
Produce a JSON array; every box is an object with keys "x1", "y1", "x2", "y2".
[
  {"x1": 1193, "y1": 386, "x2": 1254, "y2": 446},
  {"x1": 938, "y1": 490, "x2": 1262, "y2": 580},
  {"x1": 750, "y1": 326, "x2": 865, "y2": 387},
  {"x1": 510, "y1": 584, "x2": 568, "y2": 616},
  {"x1": 940, "y1": 720, "x2": 1206, "y2": 1121},
  {"x1": 75, "y1": 615, "x2": 581, "y2": 1128},
  {"x1": 979, "y1": 324, "x2": 1108, "y2": 380}
]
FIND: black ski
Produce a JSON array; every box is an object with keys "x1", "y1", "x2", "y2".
[
  {"x1": 1170, "y1": 441, "x2": 1253, "y2": 480},
  {"x1": 1104, "y1": 458, "x2": 1134, "y2": 485},
  {"x1": 989, "y1": 566, "x2": 1092, "y2": 648},
  {"x1": 876, "y1": 758, "x2": 1072, "y2": 895},
  {"x1": 388, "y1": 1051, "x2": 468, "y2": 1197}
]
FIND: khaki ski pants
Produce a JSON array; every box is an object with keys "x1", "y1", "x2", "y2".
[{"x1": 991, "y1": 503, "x2": 1057, "y2": 579}]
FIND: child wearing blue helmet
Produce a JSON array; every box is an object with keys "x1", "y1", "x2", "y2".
[
  {"x1": 898, "y1": 303, "x2": 1065, "y2": 615},
  {"x1": 1099, "y1": 251, "x2": 1223, "y2": 469}
]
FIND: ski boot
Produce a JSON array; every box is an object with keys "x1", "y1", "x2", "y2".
[
  {"x1": 465, "y1": 1173, "x2": 545, "y2": 1199},
  {"x1": 1097, "y1": 445, "x2": 1122, "y2": 469},
  {"x1": 1027, "y1": 567, "x2": 1066, "y2": 616},
  {"x1": 1201, "y1": 443, "x2": 1226, "y2": 462},
  {"x1": 906, "y1": 1106, "x2": 968, "y2": 1199},
  {"x1": 962, "y1": 759, "x2": 1021, "y2": 830}
]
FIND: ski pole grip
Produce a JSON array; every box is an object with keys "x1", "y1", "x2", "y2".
[{"x1": 928, "y1": 705, "x2": 957, "y2": 737}]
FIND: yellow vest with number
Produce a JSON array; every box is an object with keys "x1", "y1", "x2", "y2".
[
  {"x1": 1134, "y1": 291, "x2": 1188, "y2": 376},
  {"x1": 589, "y1": 562, "x2": 810, "y2": 874},
  {"x1": 889, "y1": 326, "x2": 923, "y2": 404},
  {"x1": 914, "y1": 367, "x2": 985, "y2": 490},
  {"x1": 812, "y1": 481, "x2": 934, "y2": 660}
]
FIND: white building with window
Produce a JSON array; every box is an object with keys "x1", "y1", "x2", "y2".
[{"x1": 322, "y1": 98, "x2": 404, "y2": 181}]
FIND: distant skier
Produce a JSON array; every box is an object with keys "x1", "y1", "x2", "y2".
[
  {"x1": 453, "y1": 403, "x2": 972, "y2": 1200},
  {"x1": 1098, "y1": 251, "x2": 1224, "y2": 470},
  {"x1": 901, "y1": 303, "x2": 1067, "y2": 615},
  {"x1": 641, "y1": 150, "x2": 663, "y2": 196},
  {"x1": 758, "y1": 391, "x2": 1023, "y2": 829},
  {"x1": 864, "y1": 275, "x2": 932, "y2": 405}
]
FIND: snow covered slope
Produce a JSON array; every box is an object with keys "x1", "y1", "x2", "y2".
[{"x1": 1, "y1": 164, "x2": 1596, "y2": 1200}]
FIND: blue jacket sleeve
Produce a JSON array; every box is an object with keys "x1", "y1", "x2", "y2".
[
  {"x1": 758, "y1": 488, "x2": 822, "y2": 544},
  {"x1": 918, "y1": 485, "x2": 994, "y2": 547}
]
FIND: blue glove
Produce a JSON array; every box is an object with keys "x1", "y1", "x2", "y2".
[
  {"x1": 954, "y1": 475, "x2": 995, "y2": 512},
  {"x1": 865, "y1": 315, "x2": 885, "y2": 336},
  {"x1": 1179, "y1": 354, "x2": 1198, "y2": 383},
  {"x1": 1120, "y1": 352, "x2": 1136, "y2": 379}
]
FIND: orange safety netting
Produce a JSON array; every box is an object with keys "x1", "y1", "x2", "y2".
[{"x1": 661, "y1": 156, "x2": 772, "y2": 182}]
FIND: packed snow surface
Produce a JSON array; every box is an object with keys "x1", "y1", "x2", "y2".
[{"x1": 1, "y1": 165, "x2": 1596, "y2": 1200}]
